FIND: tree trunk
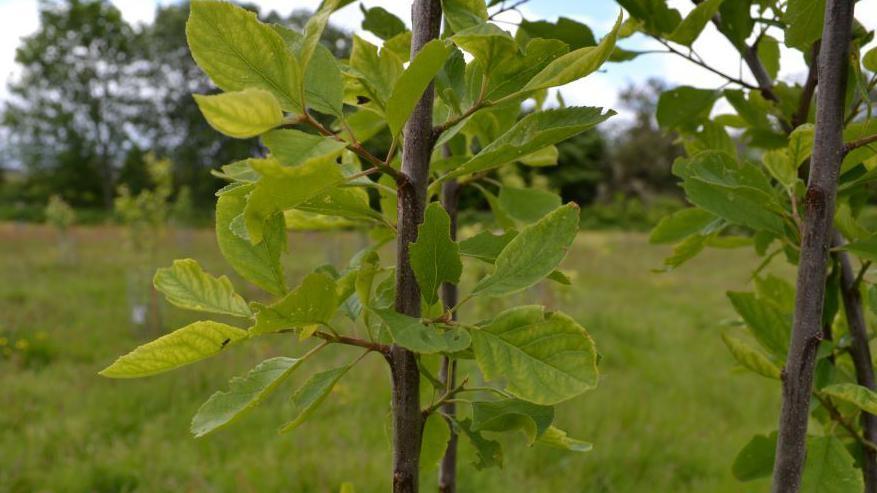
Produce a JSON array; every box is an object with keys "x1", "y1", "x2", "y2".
[
  {"x1": 391, "y1": 1, "x2": 442, "y2": 491},
  {"x1": 771, "y1": 1, "x2": 855, "y2": 491},
  {"x1": 438, "y1": 178, "x2": 460, "y2": 493},
  {"x1": 835, "y1": 233, "x2": 877, "y2": 493}
]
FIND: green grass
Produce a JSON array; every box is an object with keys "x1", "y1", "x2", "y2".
[{"x1": 1, "y1": 223, "x2": 781, "y2": 492}]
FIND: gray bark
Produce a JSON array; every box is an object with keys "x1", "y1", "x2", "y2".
[
  {"x1": 771, "y1": 1, "x2": 855, "y2": 491},
  {"x1": 390, "y1": 1, "x2": 442, "y2": 491}
]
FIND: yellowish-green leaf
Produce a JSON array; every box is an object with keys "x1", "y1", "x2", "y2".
[
  {"x1": 186, "y1": 1, "x2": 301, "y2": 112},
  {"x1": 251, "y1": 272, "x2": 339, "y2": 335},
  {"x1": 194, "y1": 89, "x2": 282, "y2": 138},
  {"x1": 518, "y1": 12, "x2": 622, "y2": 95},
  {"x1": 721, "y1": 331, "x2": 782, "y2": 379},
  {"x1": 191, "y1": 356, "x2": 309, "y2": 437},
  {"x1": 216, "y1": 185, "x2": 287, "y2": 296},
  {"x1": 763, "y1": 149, "x2": 797, "y2": 189},
  {"x1": 262, "y1": 129, "x2": 347, "y2": 166},
  {"x1": 535, "y1": 425, "x2": 593, "y2": 452},
  {"x1": 244, "y1": 157, "x2": 344, "y2": 243},
  {"x1": 154, "y1": 259, "x2": 251, "y2": 318},
  {"x1": 421, "y1": 413, "x2": 451, "y2": 471},
  {"x1": 471, "y1": 398, "x2": 554, "y2": 444},
  {"x1": 472, "y1": 306, "x2": 598, "y2": 405},
  {"x1": 280, "y1": 364, "x2": 351, "y2": 432},
  {"x1": 473, "y1": 203, "x2": 579, "y2": 296},
  {"x1": 386, "y1": 39, "x2": 452, "y2": 136},
  {"x1": 100, "y1": 321, "x2": 247, "y2": 378},
  {"x1": 822, "y1": 383, "x2": 877, "y2": 415}
]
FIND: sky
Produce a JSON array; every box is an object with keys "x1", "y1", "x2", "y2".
[{"x1": 0, "y1": 0, "x2": 875, "y2": 121}]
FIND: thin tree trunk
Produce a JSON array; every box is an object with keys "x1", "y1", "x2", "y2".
[
  {"x1": 438, "y1": 177, "x2": 460, "y2": 493},
  {"x1": 771, "y1": 1, "x2": 855, "y2": 491},
  {"x1": 391, "y1": 1, "x2": 442, "y2": 491},
  {"x1": 835, "y1": 232, "x2": 877, "y2": 493}
]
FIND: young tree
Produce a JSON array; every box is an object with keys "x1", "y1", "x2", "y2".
[
  {"x1": 101, "y1": 0, "x2": 620, "y2": 490},
  {"x1": 620, "y1": 0, "x2": 876, "y2": 490}
]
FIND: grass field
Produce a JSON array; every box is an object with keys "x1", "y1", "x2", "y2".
[{"x1": 1, "y1": 223, "x2": 782, "y2": 492}]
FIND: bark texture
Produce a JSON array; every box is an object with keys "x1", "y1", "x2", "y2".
[
  {"x1": 391, "y1": 1, "x2": 442, "y2": 491},
  {"x1": 836, "y1": 233, "x2": 877, "y2": 493},
  {"x1": 771, "y1": 1, "x2": 855, "y2": 491},
  {"x1": 438, "y1": 178, "x2": 460, "y2": 493}
]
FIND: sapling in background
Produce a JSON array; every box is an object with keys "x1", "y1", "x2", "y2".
[
  {"x1": 616, "y1": 0, "x2": 877, "y2": 490},
  {"x1": 114, "y1": 153, "x2": 173, "y2": 333},
  {"x1": 101, "y1": 0, "x2": 621, "y2": 490},
  {"x1": 44, "y1": 194, "x2": 76, "y2": 263}
]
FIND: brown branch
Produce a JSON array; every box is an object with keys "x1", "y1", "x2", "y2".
[
  {"x1": 433, "y1": 101, "x2": 489, "y2": 141},
  {"x1": 843, "y1": 133, "x2": 877, "y2": 156},
  {"x1": 772, "y1": 1, "x2": 856, "y2": 491},
  {"x1": 487, "y1": 0, "x2": 530, "y2": 20},
  {"x1": 390, "y1": 1, "x2": 442, "y2": 491},
  {"x1": 814, "y1": 392, "x2": 877, "y2": 454},
  {"x1": 278, "y1": 328, "x2": 391, "y2": 354}
]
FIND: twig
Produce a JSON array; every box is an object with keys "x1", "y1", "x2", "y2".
[
  {"x1": 488, "y1": 0, "x2": 530, "y2": 20},
  {"x1": 423, "y1": 376, "x2": 469, "y2": 417},
  {"x1": 650, "y1": 36, "x2": 759, "y2": 90},
  {"x1": 843, "y1": 133, "x2": 877, "y2": 157},
  {"x1": 814, "y1": 392, "x2": 877, "y2": 453}
]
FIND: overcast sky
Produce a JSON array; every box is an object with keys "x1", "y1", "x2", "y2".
[{"x1": 0, "y1": 0, "x2": 875, "y2": 120}]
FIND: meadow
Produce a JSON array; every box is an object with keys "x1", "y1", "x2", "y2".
[{"x1": 1, "y1": 222, "x2": 780, "y2": 492}]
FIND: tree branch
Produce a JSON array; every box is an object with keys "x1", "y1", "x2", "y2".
[
  {"x1": 651, "y1": 36, "x2": 759, "y2": 90},
  {"x1": 843, "y1": 133, "x2": 877, "y2": 156},
  {"x1": 772, "y1": 1, "x2": 856, "y2": 491}
]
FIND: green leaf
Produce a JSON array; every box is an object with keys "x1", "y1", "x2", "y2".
[
  {"x1": 498, "y1": 187, "x2": 562, "y2": 224},
  {"x1": 517, "y1": 17, "x2": 595, "y2": 50},
  {"x1": 732, "y1": 432, "x2": 776, "y2": 481},
  {"x1": 187, "y1": 1, "x2": 301, "y2": 112},
  {"x1": 194, "y1": 89, "x2": 282, "y2": 138},
  {"x1": 304, "y1": 44, "x2": 345, "y2": 117},
  {"x1": 280, "y1": 365, "x2": 351, "y2": 433},
  {"x1": 244, "y1": 157, "x2": 344, "y2": 243},
  {"x1": 420, "y1": 413, "x2": 451, "y2": 471},
  {"x1": 457, "y1": 418, "x2": 503, "y2": 469},
  {"x1": 441, "y1": 0, "x2": 488, "y2": 33},
  {"x1": 191, "y1": 356, "x2": 306, "y2": 437},
  {"x1": 355, "y1": 251, "x2": 381, "y2": 309},
  {"x1": 717, "y1": 0, "x2": 753, "y2": 47},
  {"x1": 216, "y1": 185, "x2": 286, "y2": 296},
  {"x1": 843, "y1": 234, "x2": 877, "y2": 262},
  {"x1": 153, "y1": 259, "x2": 252, "y2": 318},
  {"x1": 679, "y1": 151, "x2": 786, "y2": 235},
  {"x1": 483, "y1": 39, "x2": 569, "y2": 101},
  {"x1": 518, "y1": 13, "x2": 622, "y2": 94},
  {"x1": 656, "y1": 86, "x2": 717, "y2": 131},
  {"x1": 459, "y1": 230, "x2": 518, "y2": 262},
  {"x1": 409, "y1": 202, "x2": 463, "y2": 305},
  {"x1": 251, "y1": 272, "x2": 339, "y2": 335},
  {"x1": 473, "y1": 204, "x2": 579, "y2": 296},
  {"x1": 801, "y1": 436, "x2": 863, "y2": 493},
  {"x1": 360, "y1": 4, "x2": 406, "y2": 40},
  {"x1": 535, "y1": 425, "x2": 593, "y2": 452},
  {"x1": 519, "y1": 145, "x2": 559, "y2": 167},
  {"x1": 721, "y1": 331, "x2": 782, "y2": 379},
  {"x1": 452, "y1": 23, "x2": 517, "y2": 77},
  {"x1": 822, "y1": 383, "x2": 877, "y2": 415},
  {"x1": 471, "y1": 399, "x2": 554, "y2": 443},
  {"x1": 658, "y1": 234, "x2": 707, "y2": 272},
  {"x1": 472, "y1": 306, "x2": 598, "y2": 405},
  {"x1": 788, "y1": 124, "x2": 815, "y2": 167},
  {"x1": 758, "y1": 36, "x2": 781, "y2": 80},
  {"x1": 727, "y1": 291, "x2": 790, "y2": 357},
  {"x1": 298, "y1": 0, "x2": 343, "y2": 78},
  {"x1": 100, "y1": 321, "x2": 247, "y2": 378},
  {"x1": 616, "y1": 0, "x2": 681, "y2": 35},
  {"x1": 261, "y1": 129, "x2": 347, "y2": 167},
  {"x1": 372, "y1": 308, "x2": 471, "y2": 354},
  {"x1": 763, "y1": 149, "x2": 797, "y2": 189},
  {"x1": 784, "y1": 0, "x2": 825, "y2": 51},
  {"x1": 649, "y1": 208, "x2": 715, "y2": 245},
  {"x1": 668, "y1": 0, "x2": 724, "y2": 46},
  {"x1": 864, "y1": 47, "x2": 877, "y2": 73},
  {"x1": 349, "y1": 35, "x2": 403, "y2": 108},
  {"x1": 386, "y1": 39, "x2": 452, "y2": 136},
  {"x1": 447, "y1": 107, "x2": 613, "y2": 179}
]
